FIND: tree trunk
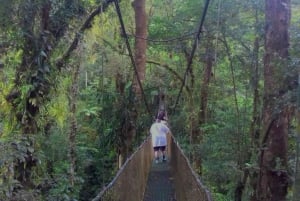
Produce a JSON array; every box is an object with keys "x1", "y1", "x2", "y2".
[
  {"x1": 68, "y1": 61, "x2": 80, "y2": 186},
  {"x1": 249, "y1": 36, "x2": 262, "y2": 201},
  {"x1": 115, "y1": 0, "x2": 148, "y2": 167},
  {"x1": 115, "y1": 72, "x2": 136, "y2": 168},
  {"x1": 236, "y1": 35, "x2": 262, "y2": 201},
  {"x1": 5, "y1": 0, "x2": 51, "y2": 187},
  {"x1": 257, "y1": 0, "x2": 291, "y2": 200},
  {"x1": 132, "y1": 0, "x2": 147, "y2": 98},
  {"x1": 191, "y1": 37, "x2": 214, "y2": 175},
  {"x1": 199, "y1": 39, "x2": 214, "y2": 127},
  {"x1": 293, "y1": 75, "x2": 300, "y2": 200},
  {"x1": 16, "y1": 0, "x2": 40, "y2": 134}
]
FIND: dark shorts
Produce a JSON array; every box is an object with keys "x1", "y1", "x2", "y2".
[{"x1": 153, "y1": 146, "x2": 166, "y2": 151}]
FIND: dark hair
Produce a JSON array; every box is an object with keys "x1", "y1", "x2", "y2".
[{"x1": 157, "y1": 110, "x2": 165, "y2": 120}]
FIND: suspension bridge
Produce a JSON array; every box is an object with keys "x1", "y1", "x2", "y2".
[
  {"x1": 91, "y1": 132, "x2": 213, "y2": 201},
  {"x1": 90, "y1": 0, "x2": 213, "y2": 200}
]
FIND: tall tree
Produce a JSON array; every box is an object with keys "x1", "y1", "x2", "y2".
[
  {"x1": 2, "y1": 0, "x2": 115, "y2": 196},
  {"x1": 115, "y1": 0, "x2": 147, "y2": 167},
  {"x1": 132, "y1": 0, "x2": 147, "y2": 98},
  {"x1": 4, "y1": 1, "x2": 52, "y2": 187},
  {"x1": 190, "y1": 33, "x2": 214, "y2": 175},
  {"x1": 294, "y1": 92, "x2": 300, "y2": 200},
  {"x1": 68, "y1": 57, "x2": 81, "y2": 187},
  {"x1": 115, "y1": 0, "x2": 149, "y2": 167},
  {"x1": 257, "y1": 0, "x2": 291, "y2": 200}
]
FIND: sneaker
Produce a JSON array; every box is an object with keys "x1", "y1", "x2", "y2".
[
  {"x1": 162, "y1": 156, "x2": 167, "y2": 162},
  {"x1": 155, "y1": 159, "x2": 159, "y2": 164}
]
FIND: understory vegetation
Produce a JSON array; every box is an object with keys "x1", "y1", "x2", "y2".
[{"x1": 0, "y1": 0, "x2": 299, "y2": 200}]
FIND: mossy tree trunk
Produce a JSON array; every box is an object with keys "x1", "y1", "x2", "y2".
[
  {"x1": 257, "y1": 0, "x2": 291, "y2": 200},
  {"x1": 5, "y1": 1, "x2": 52, "y2": 187},
  {"x1": 68, "y1": 60, "x2": 80, "y2": 186}
]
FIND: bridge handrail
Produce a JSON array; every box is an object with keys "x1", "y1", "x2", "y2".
[
  {"x1": 92, "y1": 135, "x2": 152, "y2": 201},
  {"x1": 92, "y1": 133, "x2": 213, "y2": 201},
  {"x1": 169, "y1": 134, "x2": 213, "y2": 201}
]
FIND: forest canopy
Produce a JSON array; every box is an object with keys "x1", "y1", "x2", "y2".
[{"x1": 0, "y1": 0, "x2": 299, "y2": 201}]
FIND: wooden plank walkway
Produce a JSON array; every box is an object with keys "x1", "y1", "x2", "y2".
[{"x1": 143, "y1": 158, "x2": 176, "y2": 201}]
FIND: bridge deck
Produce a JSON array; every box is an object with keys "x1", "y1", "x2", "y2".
[{"x1": 143, "y1": 159, "x2": 176, "y2": 201}]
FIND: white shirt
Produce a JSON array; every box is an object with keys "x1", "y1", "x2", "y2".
[{"x1": 150, "y1": 122, "x2": 170, "y2": 147}]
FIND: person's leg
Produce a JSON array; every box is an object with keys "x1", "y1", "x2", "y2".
[
  {"x1": 161, "y1": 146, "x2": 166, "y2": 161},
  {"x1": 158, "y1": 147, "x2": 162, "y2": 160},
  {"x1": 154, "y1": 147, "x2": 159, "y2": 163},
  {"x1": 155, "y1": 150, "x2": 159, "y2": 160}
]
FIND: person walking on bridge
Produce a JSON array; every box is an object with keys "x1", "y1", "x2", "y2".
[{"x1": 150, "y1": 112, "x2": 170, "y2": 164}]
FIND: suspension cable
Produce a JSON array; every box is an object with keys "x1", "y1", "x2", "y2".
[
  {"x1": 172, "y1": 0, "x2": 211, "y2": 113},
  {"x1": 113, "y1": 0, "x2": 151, "y2": 115}
]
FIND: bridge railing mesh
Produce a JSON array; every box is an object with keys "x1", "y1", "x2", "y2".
[
  {"x1": 92, "y1": 133, "x2": 213, "y2": 201},
  {"x1": 169, "y1": 134, "x2": 213, "y2": 201},
  {"x1": 92, "y1": 136, "x2": 153, "y2": 201}
]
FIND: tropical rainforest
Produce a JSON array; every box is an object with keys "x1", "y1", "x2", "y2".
[{"x1": 0, "y1": 0, "x2": 299, "y2": 201}]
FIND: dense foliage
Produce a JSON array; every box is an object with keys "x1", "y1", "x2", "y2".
[{"x1": 0, "y1": 0, "x2": 299, "y2": 200}]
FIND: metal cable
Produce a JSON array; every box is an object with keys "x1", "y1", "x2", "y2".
[
  {"x1": 172, "y1": 0, "x2": 211, "y2": 113},
  {"x1": 113, "y1": 0, "x2": 151, "y2": 115}
]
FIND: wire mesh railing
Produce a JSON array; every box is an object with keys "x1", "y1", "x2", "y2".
[
  {"x1": 91, "y1": 136, "x2": 153, "y2": 201},
  {"x1": 169, "y1": 135, "x2": 213, "y2": 201},
  {"x1": 92, "y1": 133, "x2": 213, "y2": 201}
]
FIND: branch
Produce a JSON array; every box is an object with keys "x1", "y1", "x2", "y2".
[
  {"x1": 146, "y1": 59, "x2": 190, "y2": 93},
  {"x1": 55, "y1": 0, "x2": 115, "y2": 69}
]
